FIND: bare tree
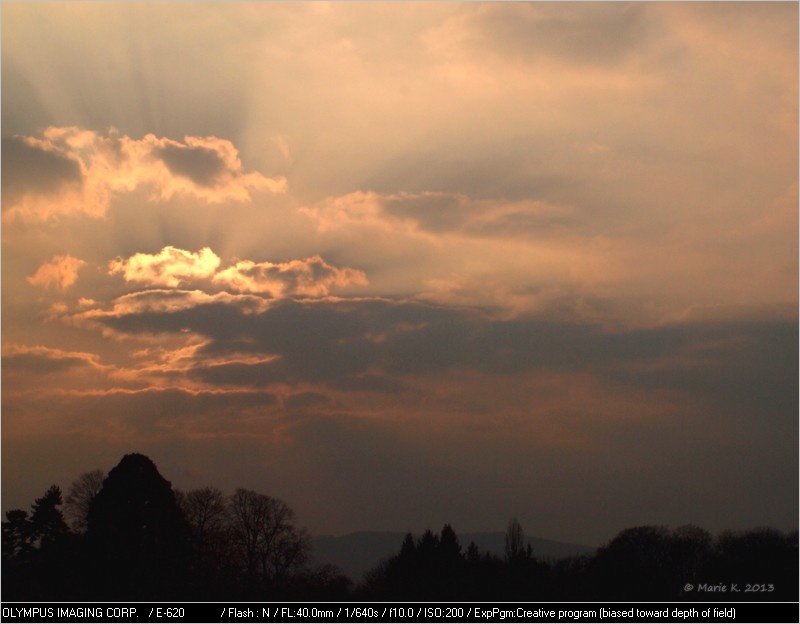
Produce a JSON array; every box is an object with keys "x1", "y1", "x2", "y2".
[
  {"x1": 63, "y1": 469, "x2": 105, "y2": 533},
  {"x1": 228, "y1": 489, "x2": 309, "y2": 584},
  {"x1": 176, "y1": 486, "x2": 233, "y2": 591},
  {"x1": 179, "y1": 487, "x2": 228, "y2": 536},
  {"x1": 504, "y1": 517, "x2": 525, "y2": 562}
]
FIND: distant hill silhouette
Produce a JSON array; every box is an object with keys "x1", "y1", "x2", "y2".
[{"x1": 310, "y1": 531, "x2": 594, "y2": 582}]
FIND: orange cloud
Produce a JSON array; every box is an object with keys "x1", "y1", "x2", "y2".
[
  {"x1": 27, "y1": 254, "x2": 86, "y2": 291},
  {"x1": 301, "y1": 190, "x2": 574, "y2": 239},
  {"x1": 1, "y1": 343, "x2": 122, "y2": 396},
  {"x1": 73, "y1": 289, "x2": 271, "y2": 326},
  {"x1": 213, "y1": 255, "x2": 368, "y2": 297},
  {"x1": 2, "y1": 343, "x2": 100, "y2": 368},
  {"x1": 109, "y1": 246, "x2": 221, "y2": 287},
  {"x1": 2, "y1": 127, "x2": 286, "y2": 222},
  {"x1": 108, "y1": 246, "x2": 367, "y2": 298}
]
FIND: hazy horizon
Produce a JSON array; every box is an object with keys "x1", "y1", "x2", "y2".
[{"x1": 2, "y1": 2, "x2": 797, "y2": 548}]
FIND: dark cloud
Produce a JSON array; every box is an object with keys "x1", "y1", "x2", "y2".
[
  {"x1": 81, "y1": 294, "x2": 798, "y2": 431},
  {"x1": 382, "y1": 193, "x2": 468, "y2": 232},
  {"x1": 35, "y1": 387, "x2": 279, "y2": 436},
  {"x1": 472, "y1": 3, "x2": 653, "y2": 66},
  {"x1": 364, "y1": 138, "x2": 572, "y2": 204},
  {"x1": 463, "y1": 207, "x2": 572, "y2": 239},
  {"x1": 284, "y1": 392, "x2": 331, "y2": 410},
  {"x1": 605, "y1": 319, "x2": 799, "y2": 426},
  {"x1": 1, "y1": 135, "x2": 82, "y2": 205},
  {"x1": 156, "y1": 143, "x2": 227, "y2": 187},
  {"x1": 378, "y1": 192, "x2": 570, "y2": 238},
  {"x1": 187, "y1": 361, "x2": 277, "y2": 388},
  {"x1": 1, "y1": 61, "x2": 53, "y2": 137},
  {"x1": 3, "y1": 351, "x2": 92, "y2": 375}
]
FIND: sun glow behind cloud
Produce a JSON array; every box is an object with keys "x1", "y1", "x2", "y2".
[
  {"x1": 109, "y1": 246, "x2": 221, "y2": 287},
  {"x1": 2, "y1": 2, "x2": 797, "y2": 544}
]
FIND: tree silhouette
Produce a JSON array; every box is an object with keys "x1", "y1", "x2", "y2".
[
  {"x1": 670, "y1": 524, "x2": 712, "y2": 595},
  {"x1": 437, "y1": 524, "x2": 464, "y2": 598},
  {"x1": 704, "y1": 527, "x2": 798, "y2": 600},
  {"x1": 414, "y1": 529, "x2": 442, "y2": 600},
  {"x1": 176, "y1": 486, "x2": 234, "y2": 598},
  {"x1": 465, "y1": 540, "x2": 481, "y2": 563},
  {"x1": 29, "y1": 485, "x2": 69, "y2": 548},
  {"x1": 2, "y1": 509, "x2": 39, "y2": 598},
  {"x1": 367, "y1": 525, "x2": 472, "y2": 600},
  {"x1": 589, "y1": 525, "x2": 673, "y2": 599},
  {"x1": 86, "y1": 453, "x2": 190, "y2": 599},
  {"x1": 3, "y1": 453, "x2": 796, "y2": 602},
  {"x1": 399, "y1": 532, "x2": 416, "y2": 558},
  {"x1": 2, "y1": 509, "x2": 34, "y2": 562},
  {"x1": 2, "y1": 486, "x2": 79, "y2": 600},
  {"x1": 501, "y1": 517, "x2": 544, "y2": 599},
  {"x1": 178, "y1": 486, "x2": 228, "y2": 536},
  {"x1": 440, "y1": 524, "x2": 461, "y2": 560},
  {"x1": 64, "y1": 469, "x2": 105, "y2": 533},
  {"x1": 228, "y1": 488, "x2": 309, "y2": 596},
  {"x1": 285, "y1": 563, "x2": 353, "y2": 600},
  {"x1": 2, "y1": 455, "x2": 331, "y2": 600},
  {"x1": 504, "y1": 517, "x2": 525, "y2": 562}
]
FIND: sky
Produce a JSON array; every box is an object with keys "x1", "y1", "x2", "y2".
[{"x1": 2, "y1": 2, "x2": 797, "y2": 547}]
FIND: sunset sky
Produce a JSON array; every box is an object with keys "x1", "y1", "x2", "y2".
[{"x1": 2, "y1": 2, "x2": 797, "y2": 547}]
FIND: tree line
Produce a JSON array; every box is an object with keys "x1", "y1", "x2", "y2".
[
  {"x1": 2, "y1": 453, "x2": 350, "y2": 600},
  {"x1": 3, "y1": 453, "x2": 797, "y2": 601},
  {"x1": 357, "y1": 520, "x2": 798, "y2": 601}
]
